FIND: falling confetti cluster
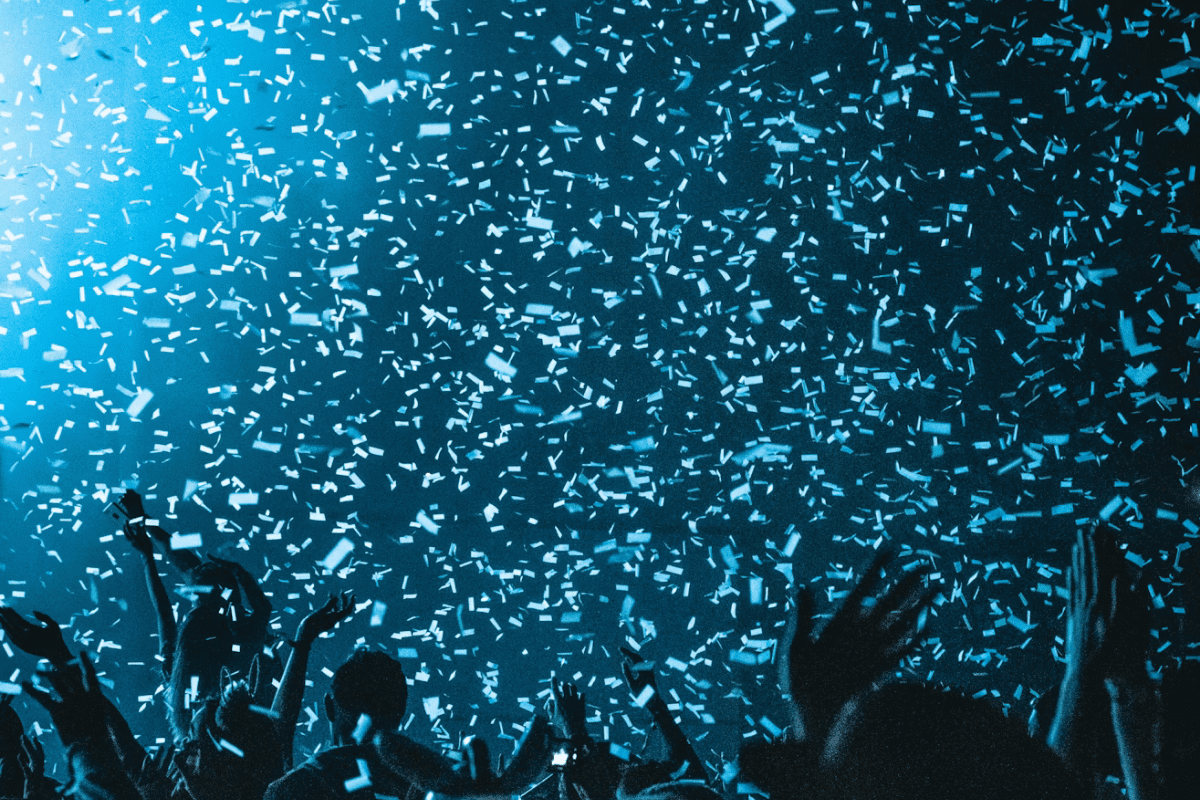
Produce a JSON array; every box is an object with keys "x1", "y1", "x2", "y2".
[{"x1": 1, "y1": 0, "x2": 1198, "y2": 773}]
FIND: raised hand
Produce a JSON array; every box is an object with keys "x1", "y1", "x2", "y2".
[
  {"x1": 111, "y1": 489, "x2": 147, "y2": 523},
  {"x1": 620, "y1": 646, "x2": 659, "y2": 699},
  {"x1": 122, "y1": 520, "x2": 156, "y2": 558},
  {"x1": 1104, "y1": 557, "x2": 1151, "y2": 689},
  {"x1": 21, "y1": 652, "x2": 110, "y2": 748},
  {"x1": 782, "y1": 548, "x2": 936, "y2": 743},
  {"x1": 1052, "y1": 523, "x2": 1154, "y2": 787},
  {"x1": 1063, "y1": 524, "x2": 1129, "y2": 678},
  {"x1": 1060, "y1": 524, "x2": 1135, "y2": 688},
  {"x1": 295, "y1": 591, "x2": 356, "y2": 647},
  {"x1": 548, "y1": 679, "x2": 589, "y2": 741},
  {"x1": 0, "y1": 608, "x2": 73, "y2": 666}
]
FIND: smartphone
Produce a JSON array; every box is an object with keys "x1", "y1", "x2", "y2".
[{"x1": 109, "y1": 488, "x2": 147, "y2": 524}]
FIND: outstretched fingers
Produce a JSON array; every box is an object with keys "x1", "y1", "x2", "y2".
[
  {"x1": 784, "y1": 585, "x2": 814, "y2": 650},
  {"x1": 839, "y1": 548, "x2": 893, "y2": 618},
  {"x1": 0, "y1": 607, "x2": 29, "y2": 633},
  {"x1": 881, "y1": 583, "x2": 940, "y2": 662},
  {"x1": 869, "y1": 561, "x2": 932, "y2": 622},
  {"x1": 1084, "y1": 526, "x2": 1100, "y2": 608},
  {"x1": 781, "y1": 585, "x2": 815, "y2": 698},
  {"x1": 462, "y1": 736, "x2": 492, "y2": 783},
  {"x1": 318, "y1": 592, "x2": 340, "y2": 615},
  {"x1": 32, "y1": 610, "x2": 58, "y2": 630}
]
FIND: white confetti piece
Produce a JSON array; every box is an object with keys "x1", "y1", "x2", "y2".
[
  {"x1": 550, "y1": 36, "x2": 571, "y2": 56},
  {"x1": 417, "y1": 122, "x2": 452, "y2": 137},
  {"x1": 320, "y1": 538, "x2": 355, "y2": 571}
]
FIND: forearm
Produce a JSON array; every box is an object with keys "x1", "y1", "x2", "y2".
[
  {"x1": 102, "y1": 696, "x2": 147, "y2": 775},
  {"x1": 647, "y1": 699, "x2": 705, "y2": 781},
  {"x1": 1047, "y1": 666, "x2": 1103, "y2": 778},
  {"x1": 141, "y1": 555, "x2": 177, "y2": 651},
  {"x1": 1108, "y1": 681, "x2": 1161, "y2": 800},
  {"x1": 559, "y1": 714, "x2": 592, "y2": 745},
  {"x1": 238, "y1": 571, "x2": 273, "y2": 618},
  {"x1": 271, "y1": 640, "x2": 313, "y2": 765}
]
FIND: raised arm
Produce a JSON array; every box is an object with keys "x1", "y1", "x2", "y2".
[
  {"x1": 739, "y1": 548, "x2": 935, "y2": 797},
  {"x1": 549, "y1": 679, "x2": 592, "y2": 745},
  {"x1": 548, "y1": 679, "x2": 622, "y2": 800},
  {"x1": 621, "y1": 648, "x2": 706, "y2": 783},
  {"x1": 0, "y1": 608, "x2": 74, "y2": 667},
  {"x1": 113, "y1": 489, "x2": 204, "y2": 580},
  {"x1": 22, "y1": 652, "x2": 143, "y2": 800},
  {"x1": 100, "y1": 693, "x2": 149, "y2": 780},
  {"x1": 0, "y1": 607, "x2": 149, "y2": 777},
  {"x1": 272, "y1": 592, "x2": 355, "y2": 768},
  {"x1": 1103, "y1": 543, "x2": 1160, "y2": 800},
  {"x1": 782, "y1": 548, "x2": 934, "y2": 745},
  {"x1": 1048, "y1": 526, "x2": 1120, "y2": 783},
  {"x1": 122, "y1": 521, "x2": 177, "y2": 678}
]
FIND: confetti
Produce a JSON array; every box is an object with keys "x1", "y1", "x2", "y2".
[{"x1": 2, "y1": 0, "x2": 1196, "y2": 775}]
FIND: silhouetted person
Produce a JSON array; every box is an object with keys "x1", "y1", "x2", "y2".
[
  {"x1": 118, "y1": 492, "x2": 274, "y2": 743},
  {"x1": 173, "y1": 678, "x2": 287, "y2": 800},
  {"x1": 265, "y1": 649, "x2": 413, "y2": 800},
  {"x1": 821, "y1": 682, "x2": 1087, "y2": 800}
]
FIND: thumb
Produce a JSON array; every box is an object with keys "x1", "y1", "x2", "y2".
[
  {"x1": 464, "y1": 737, "x2": 491, "y2": 783},
  {"x1": 31, "y1": 611, "x2": 58, "y2": 628},
  {"x1": 787, "y1": 586, "x2": 815, "y2": 643}
]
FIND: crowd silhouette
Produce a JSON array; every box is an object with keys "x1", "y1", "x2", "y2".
[{"x1": 0, "y1": 491, "x2": 1189, "y2": 800}]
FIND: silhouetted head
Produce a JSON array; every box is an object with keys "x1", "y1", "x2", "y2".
[
  {"x1": 188, "y1": 562, "x2": 240, "y2": 606},
  {"x1": 181, "y1": 679, "x2": 283, "y2": 800},
  {"x1": 325, "y1": 649, "x2": 408, "y2": 744},
  {"x1": 821, "y1": 682, "x2": 1086, "y2": 800}
]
